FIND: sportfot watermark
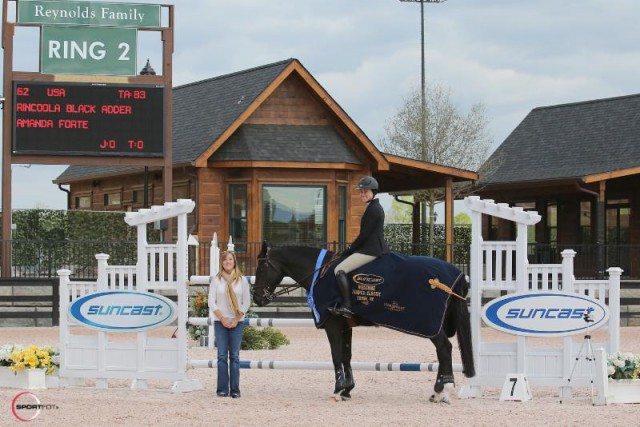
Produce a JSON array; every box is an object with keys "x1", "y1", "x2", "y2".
[{"x1": 11, "y1": 391, "x2": 59, "y2": 422}]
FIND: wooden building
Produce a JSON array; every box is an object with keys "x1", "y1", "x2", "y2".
[
  {"x1": 476, "y1": 94, "x2": 640, "y2": 279},
  {"x1": 54, "y1": 59, "x2": 477, "y2": 272}
]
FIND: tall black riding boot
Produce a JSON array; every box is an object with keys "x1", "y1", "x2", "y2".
[{"x1": 331, "y1": 271, "x2": 353, "y2": 318}]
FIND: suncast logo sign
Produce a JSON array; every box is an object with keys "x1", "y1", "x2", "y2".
[
  {"x1": 482, "y1": 292, "x2": 609, "y2": 337},
  {"x1": 69, "y1": 291, "x2": 177, "y2": 332}
]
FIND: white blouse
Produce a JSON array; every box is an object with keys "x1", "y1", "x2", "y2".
[{"x1": 208, "y1": 275, "x2": 251, "y2": 321}]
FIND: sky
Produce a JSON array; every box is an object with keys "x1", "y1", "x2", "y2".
[{"x1": 4, "y1": 0, "x2": 640, "y2": 210}]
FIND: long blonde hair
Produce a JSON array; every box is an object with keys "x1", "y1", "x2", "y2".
[{"x1": 216, "y1": 251, "x2": 244, "y2": 315}]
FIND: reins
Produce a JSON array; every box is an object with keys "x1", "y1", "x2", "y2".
[{"x1": 254, "y1": 249, "x2": 341, "y2": 302}]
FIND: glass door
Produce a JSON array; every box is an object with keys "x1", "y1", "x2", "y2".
[{"x1": 606, "y1": 199, "x2": 630, "y2": 272}]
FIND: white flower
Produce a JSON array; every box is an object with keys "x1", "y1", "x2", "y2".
[
  {"x1": 623, "y1": 352, "x2": 634, "y2": 361},
  {"x1": 613, "y1": 359, "x2": 626, "y2": 368},
  {"x1": 607, "y1": 366, "x2": 616, "y2": 376},
  {"x1": 0, "y1": 344, "x2": 22, "y2": 362}
]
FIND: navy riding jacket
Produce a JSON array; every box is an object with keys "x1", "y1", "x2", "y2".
[{"x1": 348, "y1": 198, "x2": 389, "y2": 257}]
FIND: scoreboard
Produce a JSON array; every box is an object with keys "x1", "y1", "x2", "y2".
[{"x1": 12, "y1": 81, "x2": 164, "y2": 157}]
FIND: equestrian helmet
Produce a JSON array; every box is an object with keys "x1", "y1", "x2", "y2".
[{"x1": 356, "y1": 176, "x2": 379, "y2": 191}]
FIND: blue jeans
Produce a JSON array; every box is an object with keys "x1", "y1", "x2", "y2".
[{"x1": 214, "y1": 321, "x2": 244, "y2": 395}]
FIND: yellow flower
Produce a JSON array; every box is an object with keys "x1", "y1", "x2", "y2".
[{"x1": 7, "y1": 344, "x2": 59, "y2": 374}]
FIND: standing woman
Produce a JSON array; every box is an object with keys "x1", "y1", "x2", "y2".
[
  {"x1": 209, "y1": 251, "x2": 251, "y2": 398},
  {"x1": 331, "y1": 176, "x2": 388, "y2": 318}
]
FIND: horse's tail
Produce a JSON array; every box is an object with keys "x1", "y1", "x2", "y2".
[{"x1": 449, "y1": 276, "x2": 475, "y2": 378}]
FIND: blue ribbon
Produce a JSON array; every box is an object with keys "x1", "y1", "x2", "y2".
[{"x1": 307, "y1": 249, "x2": 327, "y2": 323}]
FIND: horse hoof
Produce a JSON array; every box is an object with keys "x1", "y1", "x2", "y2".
[
  {"x1": 340, "y1": 390, "x2": 351, "y2": 400},
  {"x1": 429, "y1": 393, "x2": 452, "y2": 404}
]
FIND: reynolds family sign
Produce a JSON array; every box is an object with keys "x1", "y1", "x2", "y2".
[{"x1": 17, "y1": 0, "x2": 162, "y2": 28}]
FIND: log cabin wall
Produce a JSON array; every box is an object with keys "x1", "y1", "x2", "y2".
[
  {"x1": 245, "y1": 74, "x2": 365, "y2": 156},
  {"x1": 245, "y1": 75, "x2": 332, "y2": 126}
]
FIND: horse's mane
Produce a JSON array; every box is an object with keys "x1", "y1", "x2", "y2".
[
  {"x1": 269, "y1": 245, "x2": 334, "y2": 269},
  {"x1": 272, "y1": 245, "x2": 328, "y2": 255}
]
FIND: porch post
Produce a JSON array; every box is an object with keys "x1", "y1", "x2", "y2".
[
  {"x1": 444, "y1": 177, "x2": 453, "y2": 262},
  {"x1": 596, "y1": 181, "x2": 606, "y2": 279},
  {"x1": 412, "y1": 202, "x2": 420, "y2": 255}
]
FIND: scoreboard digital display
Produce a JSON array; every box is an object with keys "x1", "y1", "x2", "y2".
[{"x1": 13, "y1": 81, "x2": 165, "y2": 157}]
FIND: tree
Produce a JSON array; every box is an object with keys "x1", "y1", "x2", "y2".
[
  {"x1": 386, "y1": 196, "x2": 413, "y2": 224},
  {"x1": 379, "y1": 84, "x2": 492, "y2": 254},
  {"x1": 454, "y1": 212, "x2": 471, "y2": 225}
]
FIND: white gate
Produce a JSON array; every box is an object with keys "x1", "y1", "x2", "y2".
[
  {"x1": 57, "y1": 199, "x2": 201, "y2": 392},
  {"x1": 460, "y1": 196, "x2": 621, "y2": 399}
]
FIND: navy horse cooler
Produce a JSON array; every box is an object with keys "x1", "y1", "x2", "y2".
[{"x1": 308, "y1": 251, "x2": 466, "y2": 338}]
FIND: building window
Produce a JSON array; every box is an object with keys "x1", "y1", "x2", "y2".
[
  {"x1": 579, "y1": 200, "x2": 591, "y2": 244},
  {"x1": 606, "y1": 198, "x2": 631, "y2": 272},
  {"x1": 262, "y1": 185, "x2": 326, "y2": 244},
  {"x1": 229, "y1": 184, "x2": 247, "y2": 252},
  {"x1": 104, "y1": 192, "x2": 121, "y2": 207},
  {"x1": 338, "y1": 186, "x2": 346, "y2": 251},
  {"x1": 546, "y1": 202, "x2": 557, "y2": 245},
  {"x1": 75, "y1": 195, "x2": 91, "y2": 209},
  {"x1": 606, "y1": 199, "x2": 630, "y2": 244},
  {"x1": 512, "y1": 202, "x2": 536, "y2": 242}
]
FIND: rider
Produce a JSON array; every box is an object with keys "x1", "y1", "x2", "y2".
[{"x1": 330, "y1": 175, "x2": 388, "y2": 318}]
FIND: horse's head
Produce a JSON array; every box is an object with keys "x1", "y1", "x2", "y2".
[{"x1": 253, "y1": 241, "x2": 285, "y2": 307}]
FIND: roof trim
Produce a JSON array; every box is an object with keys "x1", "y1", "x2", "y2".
[
  {"x1": 385, "y1": 153, "x2": 478, "y2": 180},
  {"x1": 52, "y1": 163, "x2": 193, "y2": 185},
  {"x1": 207, "y1": 160, "x2": 363, "y2": 170},
  {"x1": 290, "y1": 62, "x2": 389, "y2": 171},
  {"x1": 194, "y1": 59, "x2": 389, "y2": 171},
  {"x1": 193, "y1": 61, "x2": 298, "y2": 167},
  {"x1": 583, "y1": 166, "x2": 640, "y2": 183}
]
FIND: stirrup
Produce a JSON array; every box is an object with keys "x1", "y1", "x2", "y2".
[{"x1": 329, "y1": 304, "x2": 353, "y2": 319}]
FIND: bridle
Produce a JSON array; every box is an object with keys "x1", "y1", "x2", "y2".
[
  {"x1": 254, "y1": 247, "x2": 340, "y2": 304},
  {"x1": 254, "y1": 251, "x2": 300, "y2": 303}
]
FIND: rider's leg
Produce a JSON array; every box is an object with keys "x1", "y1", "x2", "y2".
[
  {"x1": 333, "y1": 271, "x2": 353, "y2": 317},
  {"x1": 331, "y1": 253, "x2": 376, "y2": 318}
]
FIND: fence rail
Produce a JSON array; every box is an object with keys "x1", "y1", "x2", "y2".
[
  {"x1": 0, "y1": 239, "x2": 638, "y2": 280},
  {"x1": 0, "y1": 278, "x2": 59, "y2": 326}
]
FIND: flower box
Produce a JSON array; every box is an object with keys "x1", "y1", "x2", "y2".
[
  {"x1": 0, "y1": 367, "x2": 46, "y2": 389},
  {"x1": 607, "y1": 379, "x2": 640, "y2": 404}
]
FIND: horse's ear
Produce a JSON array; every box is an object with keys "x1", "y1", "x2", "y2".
[{"x1": 259, "y1": 240, "x2": 269, "y2": 257}]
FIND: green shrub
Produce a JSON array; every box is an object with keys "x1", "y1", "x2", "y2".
[{"x1": 241, "y1": 326, "x2": 290, "y2": 350}]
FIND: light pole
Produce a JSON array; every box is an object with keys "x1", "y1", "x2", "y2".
[
  {"x1": 139, "y1": 59, "x2": 156, "y2": 208},
  {"x1": 399, "y1": 0, "x2": 446, "y2": 163},
  {"x1": 399, "y1": 0, "x2": 447, "y2": 249}
]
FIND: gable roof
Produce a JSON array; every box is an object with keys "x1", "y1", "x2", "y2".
[
  {"x1": 172, "y1": 59, "x2": 294, "y2": 165},
  {"x1": 193, "y1": 59, "x2": 387, "y2": 169},
  {"x1": 211, "y1": 124, "x2": 362, "y2": 164},
  {"x1": 55, "y1": 58, "x2": 386, "y2": 184},
  {"x1": 479, "y1": 93, "x2": 640, "y2": 187}
]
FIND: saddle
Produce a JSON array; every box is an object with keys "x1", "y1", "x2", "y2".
[{"x1": 308, "y1": 252, "x2": 465, "y2": 338}]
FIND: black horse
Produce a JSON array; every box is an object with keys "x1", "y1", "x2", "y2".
[{"x1": 253, "y1": 242, "x2": 475, "y2": 403}]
